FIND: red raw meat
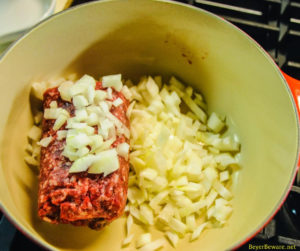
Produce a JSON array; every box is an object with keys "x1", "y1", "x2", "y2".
[{"x1": 38, "y1": 82, "x2": 129, "y2": 229}]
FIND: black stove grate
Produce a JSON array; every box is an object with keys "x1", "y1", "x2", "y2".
[
  {"x1": 1, "y1": 0, "x2": 299, "y2": 250},
  {"x1": 192, "y1": 0, "x2": 300, "y2": 79}
]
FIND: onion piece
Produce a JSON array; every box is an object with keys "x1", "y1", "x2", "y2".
[
  {"x1": 57, "y1": 130, "x2": 67, "y2": 140},
  {"x1": 31, "y1": 81, "x2": 47, "y2": 100},
  {"x1": 25, "y1": 143, "x2": 33, "y2": 154},
  {"x1": 116, "y1": 142, "x2": 129, "y2": 160},
  {"x1": 27, "y1": 126, "x2": 42, "y2": 141},
  {"x1": 140, "y1": 204, "x2": 154, "y2": 225},
  {"x1": 186, "y1": 214, "x2": 196, "y2": 232},
  {"x1": 70, "y1": 74, "x2": 96, "y2": 97},
  {"x1": 190, "y1": 223, "x2": 208, "y2": 241},
  {"x1": 94, "y1": 90, "x2": 107, "y2": 102},
  {"x1": 75, "y1": 109, "x2": 88, "y2": 121},
  {"x1": 140, "y1": 168, "x2": 157, "y2": 181},
  {"x1": 122, "y1": 234, "x2": 134, "y2": 246},
  {"x1": 165, "y1": 231, "x2": 179, "y2": 247},
  {"x1": 88, "y1": 148, "x2": 119, "y2": 176},
  {"x1": 136, "y1": 233, "x2": 152, "y2": 248},
  {"x1": 34, "y1": 112, "x2": 43, "y2": 125},
  {"x1": 149, "y1": 191, "x2": 169, "y2": 212},
  {"x1": 107, "y1": 87, "x2": 113, "y2": 100},
  {"x1": 68, "y1": 154, "x2": 95, "y2": 173},
  {"x1": 44, "y1": 108, "x2": 69, "y2": 120},
  {"x1": 102, "y1": 74, "x2": 123, "y2": 91},
  {"x1": 38, "y1": 136, "x2": 52, "y2": 147},
  {"x1": 53, "y1": 114, "x2": 68, "y2": 131},
  {"x1": 58, "y1": 81, "x2": 73, "y2": 101},
  {"x1": 207, "y1": 112, "x2": 225, "y2": 133},
  {"x1": 86, "y1": 112, "x2": 99, "y2": 126},
  {"x1": 121, "y1": 85, "x2": 132, "y2": 100},
  {"x1": 49, "y1": 101, "x2": 57, "y2": 108},
  {"x1": 24, "y1": 155, "x2": 39, "y2": 166},
  {"x1": 168, "y1": 217, "x2": 187, "y2": 235},
  {"x1": 139, "y1": 239, "x2": 165, "y2": 251},
  {"x1": 213, "y1": 180, "x2": 232, "y2": 200},
  {"x1": 73, "y1": 95, "x2": 88, "y2": 108},
  {"x1": 126, "y1": 214, "x2": 133, "y2": 235},
  {"x1": 113, "y1": 97, "x2": 123, "y2": 107},
  {"x1": 182, "y1": 94, "x2": 207, "y2": 123},
  {"x1": 220, "y1": 170, "x2": 229, "y2": 182}
]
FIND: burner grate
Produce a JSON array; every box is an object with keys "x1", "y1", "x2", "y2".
[{"x1": 191, "y1": 0, "x2": 300, "y2": 79}]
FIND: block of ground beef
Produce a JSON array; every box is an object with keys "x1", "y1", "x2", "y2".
[{"x1": 38, "y1": 80, "x2": 130, "y2": 229}]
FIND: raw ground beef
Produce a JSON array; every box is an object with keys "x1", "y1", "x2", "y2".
[{"x1": 38, "y1": 82, "x2": 130, "y2": 229}]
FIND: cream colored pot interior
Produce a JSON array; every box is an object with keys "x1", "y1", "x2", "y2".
[{"x1": 0, "y1": 1, "x2": 298, "y2": 250}]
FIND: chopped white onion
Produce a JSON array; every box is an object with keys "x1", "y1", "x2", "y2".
[
  {"x1": 107, "y1": 87, "x2": 113, "y2": 100},
  {"x1": 116, "y1": 142, "x2": 129, "y2": 159},
  {"x1": 113, "y1": 97, "x2": 123, "y2": 107},
  {"x1": 207, "y1": 112, "x2": 225, "y2": 133},
  {"x1": 126, "y1": 214, "x2": 133, "y2": 235},
  {"x1": 49, "y1": 101, "x2": 57, "y2": 108},
  {"x1": 58, "y1": 81, "x2": 73, "y2": 102},
  {"x1": 186, "y1": 214, "x2": 196, "y2": 232},
  {"x1": 44, "y1": 108, "x2": 69, "y2": 120},
  {"x1": 75, "y1": 109, "x2": 88, "y2": 121},
  {"x1": 182, "y1": 94, "x2": 207, "y2": 123},
  {"x1": 136, "y1": 233, "x2": 152, "y2": 248},
  {"x1": 31, "y1": 81, "x2": 47, "y2": 100},
  {"x1": 38, "y1": 136, "x2": 52, "y2": 147},
  {"x1": 168, "y1": 217, "x2": 186, "y2": 235},
  {"x1": 165, "y1": 231, "x2": 178, "y2": 247},
  {"x1": 66, "y1": 132, "x2": 92, "y2": 149},
  {"x1": 139, "y1": 239, "x2": 165, "y2": 251},
  {"x1": 32, "y1": 144, "x2": 41, "y2": 159},
  {"x1": 68, "y1": 154, "x2": 95, "y2": 173},
  {"x1": 125, "y1": 76, "x2": 241, "y2": 248},
  {"x1": 190, "y1": 223, "x2": 208, "y2": 241},
  {"x1": 122, "y1": 234, "x2": 134, "y2": 246},
  {"x1": 27, "y1": 126, "x2": 42, "y2": 141},
  {"x1": 69, "y1": 74, "x2": 96, "y2": 97},
  {"x1": 102, "y1": 74, "x2": 123, "y2": 91},
  {"x1": 53, "y1": 114, "x2": 68, "y2": 130},
  {"x1": 73, "y1": 95, "x2": 88, "y2": 108},
  {"x1": 34, "y1": 112, "x2": 43, "y2": 125},
  {"x1": 220, "y1": 170, "x2": 229, "y2": 182},
  {"x1": 121, "y1": 85, "x2": 132, "y2": 100},
  {"x1": 57, "y1": 130, "x2": 67, "y2": 140},
  {"x1": 88, "y1": 148, "x2": 119, "y2": 176},
  {"x1": 24, "y1": 155, "x2": 39, "y2": 166},
  {"x1": 25, "y1": 143, "x2": 33, "y2": 154},
  {"x1": 140, "y1": 168, "x2": 157, "y2": 181},
  {"x1": 86, "y1": 112, "x2": 99, "y2": 126},
  {"x1": 140, "y1": 204, "x2": 154, "y2": 225}
]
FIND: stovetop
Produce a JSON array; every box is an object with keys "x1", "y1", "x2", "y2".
[{"x1": 1, "y1": 0, "x2": 300, "y2": 250}]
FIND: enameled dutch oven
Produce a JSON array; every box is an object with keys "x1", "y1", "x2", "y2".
[{"x1": 0, "y1": 0, "x2": 299, "y2": 250}]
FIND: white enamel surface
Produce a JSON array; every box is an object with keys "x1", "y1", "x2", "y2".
[{"x1": 0, "y1": 0, "x2": 56, "y2": 43}]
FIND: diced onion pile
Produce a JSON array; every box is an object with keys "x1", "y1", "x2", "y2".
[
  {"x1": 123, "y1": 76, "x2": 241, "y2": 249},
  {"x1": 25, "y1": 73, "x2": 241, "y2": 250},
  {"x1": 25, "y1": 74, "x2": 130, "y2": 176},
  {"x1": 25, "y1": 124, "x2": 43, "y2": 168}
]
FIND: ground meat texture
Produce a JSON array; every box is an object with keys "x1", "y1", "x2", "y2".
[{"x1": 38, "y1": 81, "x2": 130, "y2": 229}]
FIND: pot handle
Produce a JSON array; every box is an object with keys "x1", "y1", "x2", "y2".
[
  {"x1": 281, "y1": 71, "x2": 300, "y2": 117},
  {"x1": 281, "y1": 71, "x2": 300, "y2": 166}
]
